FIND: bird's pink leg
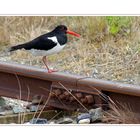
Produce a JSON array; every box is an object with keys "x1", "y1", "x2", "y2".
[{"x1": 42, "y1": 56, "x2": 57, "y2": 73}]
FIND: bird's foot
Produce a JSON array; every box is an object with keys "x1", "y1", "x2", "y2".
[{"x1": 48, "y1": 69, "x2": 58, "y2": 73}]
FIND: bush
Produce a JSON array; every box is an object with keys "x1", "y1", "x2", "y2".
[{"x1": 106, "y1": 16, "x2": 132, "y2": 35}]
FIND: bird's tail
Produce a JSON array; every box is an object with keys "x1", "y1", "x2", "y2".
[{"x1": 9, "y1": 44, "x2": 26, "y2": 52}]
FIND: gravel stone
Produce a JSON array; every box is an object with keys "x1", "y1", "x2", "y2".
[
  {"x1": 57, "y1": 117, "x2": 74, "y2": 124},
  {"x1": 89, "y1": 107, "x2": 103, "y2": 122},
  {"x1": 77, "y1": 113, "x2": 91, "y2": 124},
  {"x1": 29, "y1": 118, "x2": 48, "y2": 124}
]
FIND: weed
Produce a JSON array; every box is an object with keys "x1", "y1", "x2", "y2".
[{"x1": 106, "y1": 16, "x2": 132, "y2": 35}]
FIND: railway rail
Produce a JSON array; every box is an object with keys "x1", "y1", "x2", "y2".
[{"x1": 0, "y1": 61, "x2": 140, "y2": 113}]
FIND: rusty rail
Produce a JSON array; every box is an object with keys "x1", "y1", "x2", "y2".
[{"x1": 0, "y1": 61, "x2": 140, "y2": 112}]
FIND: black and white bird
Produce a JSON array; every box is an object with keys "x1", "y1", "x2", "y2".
[{"x1": 9, "y1": 25, "x2": 80, "y2": 73}]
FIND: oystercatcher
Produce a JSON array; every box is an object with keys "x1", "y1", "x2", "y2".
[{"x1": 9, "y1": 25, "x2": 80, "y2": 73}]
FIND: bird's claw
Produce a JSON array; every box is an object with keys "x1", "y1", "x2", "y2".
[{"x1": 48, "y1": 69, "x2": 58, "y2": 73}]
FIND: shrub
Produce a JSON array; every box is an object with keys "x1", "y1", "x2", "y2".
[{"x1": 106, "y1": 16, "x2": 132, "y2": 35}]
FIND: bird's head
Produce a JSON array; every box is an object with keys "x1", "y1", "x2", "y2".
[{"x1": 53, "y1": 25, "x2": 80, "y2": 37}]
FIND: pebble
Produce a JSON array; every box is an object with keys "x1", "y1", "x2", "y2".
[
  {"x1": 27, "y1": 104, "x2": 45, "y2": 112},
  {"x1": 78, "y1": 118, "x2": 90, "y2": 124},
  {"x1": 92, "y1": 68, "x2": 99, "y2": 78},
  {"x1": 3, "y1": 97, "x2": 28, "y2": 107},
  {"x1": 29, "y1": 105, "x2": 39, "y2": 112},
  {"x1": 0, "y1": 97, "x2": 6, "y2": 106},
  {"x1": 89, "y1": 107, "x2": 103, "y2": 123},
  {"x1": 57, "y1": 117, "x2": 74, "y2": 124},
  {"x1": 77, "y1": 113, "x2": 91, "y2": 124},
  {"x1": 0, "y1": 106, "x2": 13, "y2": 115},
  {"x1": 13, "y1": 106, "x2": 26, "y2": 114},
  {"x1": 29, "y1": 118, "x2": 48, "y2": 124},
  {"x1": 32, "y1": 95, "x2": 43, "y2": 105},
  {"x1": 49, "y1": 121, "x2": 56, "y2": 124}
]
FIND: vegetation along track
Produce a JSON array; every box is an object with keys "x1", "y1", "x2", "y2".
[{"x1": 0, "y1": 61, "x2": 140, "y2": 113}]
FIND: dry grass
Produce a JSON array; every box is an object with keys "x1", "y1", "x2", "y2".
[
  {"x1": 103, "y1": 97, "x2": 140, "y2": 124},
  {"x1": 0, "y1": 16, "x2": 140, "y2": 85}
]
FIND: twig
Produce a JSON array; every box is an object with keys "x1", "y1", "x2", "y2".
[
  {"x1": 36, "y1": 85, "x2": 52, "y2": 119},
  {"x1": 21, "y1": 85, "x2": 30, "y2": 124},
  {"x1": 15, "y1": 74, "x2": 22, "y2": 124}
]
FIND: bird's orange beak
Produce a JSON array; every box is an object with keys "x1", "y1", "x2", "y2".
[{"x1": 66, "y1": 30, "x2": 80, "y2": 37}]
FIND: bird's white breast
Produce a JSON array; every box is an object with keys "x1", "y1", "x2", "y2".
[{"x1": 28, "y1": 36, "x2": 66, "y2": 56}]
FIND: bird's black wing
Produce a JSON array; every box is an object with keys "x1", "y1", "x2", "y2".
[
  {"x1": 9, "y1": 36, "x2": 57, "y2": 52},
  {"x1": 31, "y1": 36, "x2": 57, "y2": 51}
]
